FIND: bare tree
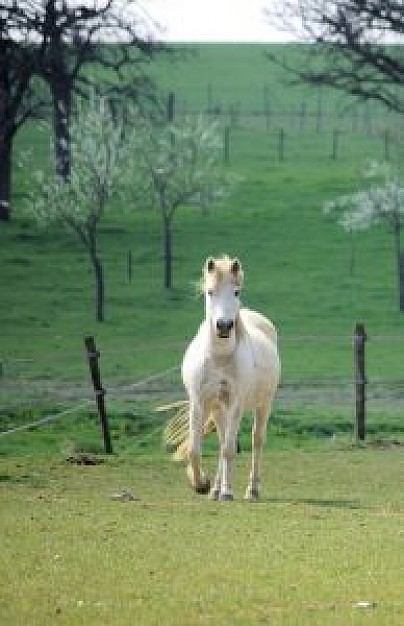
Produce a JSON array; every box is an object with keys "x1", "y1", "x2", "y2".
[
  {"x1": 266, "y1": 1, "x2": 404, "y2": 113},
  {"x1": 35, "y1": 0, "x2": 160, "y2": 179},
  {"x1": 0, "y1": 3, "x2": 47, "y2": 220},
  {"x1": 0, "y1": 0, "x2": 161, "y2": 220}
]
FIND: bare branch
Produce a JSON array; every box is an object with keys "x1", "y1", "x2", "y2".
[{"x1": 266, "y1": 0, "x2": 404, "y2": 112}]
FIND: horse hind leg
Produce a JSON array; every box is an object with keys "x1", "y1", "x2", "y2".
[
  {"x1": 244, "y1": 400, "x2": 272, "y2": 502},
  {"x1": 187, "y1": 400, "x2": 210, "y2": 495},
  {"x1": 187, "y1": 464, "x2": 210, "y2": 494}
]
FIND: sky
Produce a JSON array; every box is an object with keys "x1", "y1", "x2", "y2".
[{"x1": 141, "y1": 0, "x2": 294, "y2": 43}]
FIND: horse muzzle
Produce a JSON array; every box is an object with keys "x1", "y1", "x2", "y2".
[{"x1": 216, "y1": 319, "x2": 234, "y2": 338}]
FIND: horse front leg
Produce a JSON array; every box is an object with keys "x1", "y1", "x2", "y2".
[
  {"x1": 187, "y1": 399, "x2": 210, "y2": 494},
  {"x1": 219, "y1": 405, "x2": 242, "y2": 501},
  {"x1": 208, "y1": 412, "x2": 225, "y2": 500}
]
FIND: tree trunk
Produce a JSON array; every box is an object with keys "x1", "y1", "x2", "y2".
[
  {"x1": 163, "y1": 213, "x2": 173, "y2": 289},
  {"x1": 0, "y1": 134, "x2": 11, "y2": 221},
  {"x1": 51, "y1": 78, "x2": 71, "y2": 180},
  {"x1": 89, "y1": 238, "x2": 105, "y2": 322},
  {"x1": 0, "y1": 85, "x2": 14, "y2": 222},
  {"x1": 94, "y1": 255, "x2": 104, "y2": 322},
  {"x1": 399, "y1": 252, "x2": 404, "y2": 313},
  {"x1": 393, "y1": 221, "x2": 404, "y2": 312}
]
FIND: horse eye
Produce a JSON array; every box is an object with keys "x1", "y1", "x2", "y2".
[
  {"x1": 207, "y1": 289, "x2": 213, "y2": 296},
  {"x1": 234, "y1": 289, "x2": 240, "y2": 297}
]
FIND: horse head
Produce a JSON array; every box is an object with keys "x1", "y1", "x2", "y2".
[{"x1": 203, "y1": 255, "x2": 244, "y2": 340}]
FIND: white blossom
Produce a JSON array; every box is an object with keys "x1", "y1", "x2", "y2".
[
  {"x1": 324, "y1": 162, "x2": 404, "y2": 233},
  {"x1": 27, "y1": 92, "x2": 129, "y2": 232}
]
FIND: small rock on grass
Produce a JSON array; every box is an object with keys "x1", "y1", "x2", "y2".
[{"x1": 110, "y1": 490, "x2": 139, "y2": 502}]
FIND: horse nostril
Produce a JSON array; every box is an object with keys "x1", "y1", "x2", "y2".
[{"x1": 216, "y1": 319, "x2": 234, "y2": 335}]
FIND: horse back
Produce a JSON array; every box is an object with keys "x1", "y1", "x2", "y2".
[{"x1": 240, "y1": 308, "x2": 278, "y2": 346}]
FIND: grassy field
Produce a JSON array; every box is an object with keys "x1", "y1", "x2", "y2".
[
  {"x1": 150, "y1": 44, "x2": 397, "y2": 127},
  {"x1": 1, "y1": 43, "x2": 403, "y2": 436},
  {"x1": 1, "y1": 447, "x2": 403, "y2": 625},
  {"x1": 2, "y1": 119, "x2": 403, "y2": 436},
  {"x1": 1, "y1": 43, "x2": 404, "y2": 624}
]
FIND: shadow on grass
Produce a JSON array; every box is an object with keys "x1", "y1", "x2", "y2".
[{"x1": 266, "y1": 496, "x2": 364, "y2": 510}]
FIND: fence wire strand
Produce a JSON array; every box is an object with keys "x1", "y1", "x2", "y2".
[
  {"x1": 1, "y1": 332, "x2": 403, "y2": 437},
  {"x1": 0, "y1": 399, "x2": 92, "y2": 437}
]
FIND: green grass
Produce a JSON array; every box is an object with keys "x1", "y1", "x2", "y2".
[
  {"x1": 1, "y1": 44, "x2": 404, "y2": 621},
  {"x1": 1, "y1": 448, "x2": 403, "y2": 625},
  {"x1": 2, "y1": 45, "x2": 404, "y2": 442},
  {"x1": 151, "y1": 44, "x2": 397, "y2": 126}
]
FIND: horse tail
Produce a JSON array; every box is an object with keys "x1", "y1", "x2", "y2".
[{"x1": 159, "y1": 401, "x2": 216, "y2": 461}]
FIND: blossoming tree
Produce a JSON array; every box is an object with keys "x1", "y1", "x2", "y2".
[
  {"x1": 129, "y1": 115, "x2": 234, "y2": 289},
  {"x1": 324, "y1": 162, "x2": 404, "y2": 311},
  {"x1": 29, "y1": 94, "x2": 128, "y2": 322}
]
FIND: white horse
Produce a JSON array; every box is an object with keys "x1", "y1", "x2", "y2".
[{"x1": 177, "y1": 255, "x2": 280, "y2": 501}]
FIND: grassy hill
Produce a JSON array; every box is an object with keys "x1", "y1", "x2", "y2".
[
  {"x1": 1, "y1": 44, "x2": 403, "y2": 447},
  {"x1": 150, "y1": 44, "x2": 391, "y2": 122}
]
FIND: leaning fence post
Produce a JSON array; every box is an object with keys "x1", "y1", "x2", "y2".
[
  {"x1": 353, "y1": 323, "x2": 367, "y2": 443},
  {"x1": 84, "y1": 336, "x2": 113, "y2": 454}
]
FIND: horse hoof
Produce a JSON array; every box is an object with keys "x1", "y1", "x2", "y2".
[
  {"x1": 244, "y1": 488, "x2": 259, "y2": 502},
  {"x1": 219, "y1": 492, "x2": 234, "y2": 502},
  {"x1": 194, "y1": 478, "x2": 211, "y2": 495},
  {"x1": 209, "y1": 488, "x2": 220, "y2": 501}
]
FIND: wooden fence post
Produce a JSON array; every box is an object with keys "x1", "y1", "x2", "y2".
[
  {"x1": 353, "y1": 323, "x2": 367, "y2": 443},
  {"x1": 167, "y1": 91, "x2": 175, "y2": 122},
  {"x1": 127, "y1": 250, "x2": 133, "y2": 284},
  {"x1": 383, "y1": 129, "x2": 390, "y2": 160},
  {"x1": 316, "y1": 88, "x2": 323, "y2": 133},
  {"x1": 207, "y1": 83, "x2": 213, "y2": 114},
  {"x1": 224, "y1": 126, "x2": 230, "y2": 164},
  {"x1": 263, "y1": 84, "x2": 271, "y2": 131},
  {"x1": 331, "y1": 129, "x2": 339, "y2": 160},
  {"x1": 278, "y1": 128, "x2": 285, "y2": 162},
  {"x1": 84, "y1": 336, "x2": 113, "y2": 454},
  {"x1": 299, "y1": 101, "x2": 306, "y2": 131}
]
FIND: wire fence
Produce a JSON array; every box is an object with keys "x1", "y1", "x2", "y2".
[
  {"x1": 166, "y1": 87, "x2": 404, "y2": 165},
  {"x1": 1, "y1": 329, "x2": 403, "y2": 446}
]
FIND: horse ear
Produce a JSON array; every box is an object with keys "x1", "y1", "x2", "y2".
[
  {"x1": 231, "y1": 258, "x2": 241, "y2": 275},
  {"x1": 206, "y1": 257, "x2": 215, "y2": 272}
]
